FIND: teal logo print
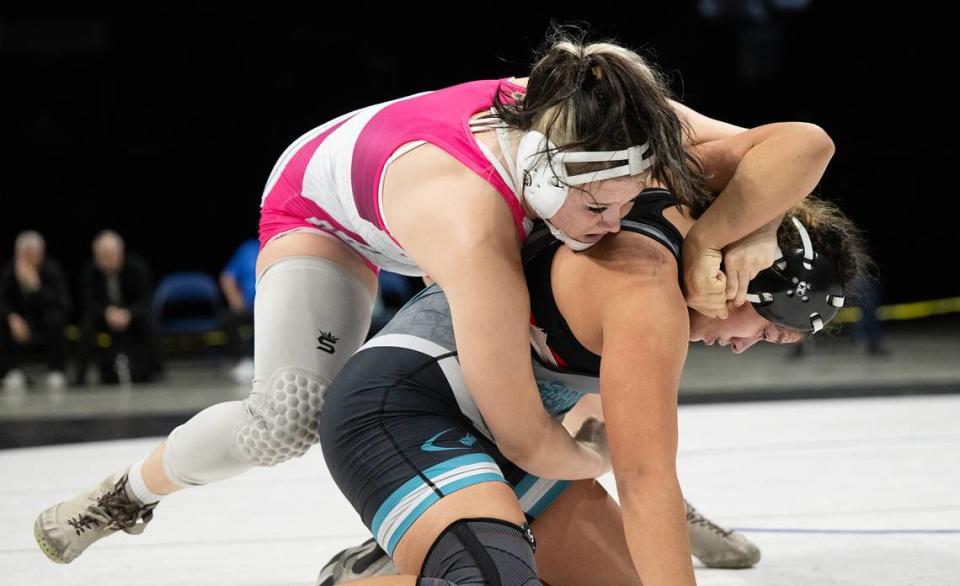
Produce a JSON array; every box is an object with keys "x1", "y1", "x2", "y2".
[{"x1": 422, "y1": 429, "x2": 475, "y2": 452}]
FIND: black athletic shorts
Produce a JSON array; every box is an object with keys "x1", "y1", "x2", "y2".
[{"x1": 320, "y1": 335, "x2": 571, "y2": 557}]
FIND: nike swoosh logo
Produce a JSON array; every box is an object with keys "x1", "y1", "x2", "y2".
[{"x1": 421, "y1": 429, "x2": 470, "y2": 452}]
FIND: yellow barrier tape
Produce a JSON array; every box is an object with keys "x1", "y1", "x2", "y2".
[{"x1": 835, "y1": 297, "x2": 960, "y2": 324}]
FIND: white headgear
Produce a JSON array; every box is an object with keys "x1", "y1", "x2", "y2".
[{"x1": 517, "y1": 130, "x2": 656, "y2": 220}]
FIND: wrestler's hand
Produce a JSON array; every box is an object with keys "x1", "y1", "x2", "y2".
[
  {"x1": 574, "y1": 417, "x2": 611, "y2": 476},
  {"x1": 722, "y1": 222, "x2": 781, "y2": 307},
  {"x1": 682, "y1": 238, "x2": 729, "y2": 319}
]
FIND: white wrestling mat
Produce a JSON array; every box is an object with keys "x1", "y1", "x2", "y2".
[{"x1": 2, "y1": 395, "x2": 958, "y2": 586}]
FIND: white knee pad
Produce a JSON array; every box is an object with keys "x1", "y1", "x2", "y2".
[
  {"x1": 163, "y1": 256, "x2": 375, "y2": 486},
  {"x1": 236, "y1": 366, "x2": 328, "y2": 466}
]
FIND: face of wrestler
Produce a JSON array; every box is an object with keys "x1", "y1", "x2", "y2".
[
  {"x1": 547, "y1": 175, "x2": 649, "y2": 244},
  {"x1": 688, "y1": 302, "x2": 807, "y2": 354}
]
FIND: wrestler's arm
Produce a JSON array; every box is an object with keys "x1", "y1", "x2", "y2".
[
  {"x1": 689, "y1": 122, "x2": 833, "y2": 310},
  {"x1": 386, "y1": 156, "x2": 607, "y2": 481},
  {"x1": 669, "y1": 99, "x2": 747, "y2": 145},
  {"x1": 588, "y1": 235, "x2": 695, "y2": 586}
]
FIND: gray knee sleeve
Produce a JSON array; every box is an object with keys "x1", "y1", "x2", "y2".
[
  {"x1": 163, "y1": 256, "x2": 374, "y2": 486},
  {"x1": 418, "y1": 519, "x2": 540, "y2": 586}
]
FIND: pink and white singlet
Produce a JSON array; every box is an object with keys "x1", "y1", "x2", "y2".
[{"x1": 258, "y1": 78, "x2": 532, "y2": 276}]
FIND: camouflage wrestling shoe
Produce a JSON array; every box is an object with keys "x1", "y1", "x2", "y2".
[
  {"x1": 317, "y1": 537, "x2": 397, "y2": 585},
  {"x1": 34, "y1": 472, "x2": 157, "y2": 563},
  {"x1": 686, "y1": 500, "x2": 761, "y2": 569}
]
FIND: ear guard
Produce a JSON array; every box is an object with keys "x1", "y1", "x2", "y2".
[
  {"x1": 517, "y1": 130, "x2": 655, "y2": 220},
  {"x1": 746, "y1": 217, "x2": 844, "y2": 333}
]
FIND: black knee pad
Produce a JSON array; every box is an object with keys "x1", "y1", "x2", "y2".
[{"x1": 417, "y1": 518, "x2": 540, "y2": 586}]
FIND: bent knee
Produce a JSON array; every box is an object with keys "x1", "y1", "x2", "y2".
[
  {"x1": 238, "y1": 366, "x2": 329, "y2": 466},
  {"x1": 419, "y1": 519, "x2": 541, "y2": 586}
]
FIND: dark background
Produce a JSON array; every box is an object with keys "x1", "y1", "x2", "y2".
[{"x1": 1, "y1": 3, "x2": 954, "y2": 305}]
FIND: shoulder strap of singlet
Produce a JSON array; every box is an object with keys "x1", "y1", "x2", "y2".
[
  {"x1": 524, "y1": 235, "x2": 602, "y2": 372},
  {"x1": 620, "y1": 188, "x2": 684, "y2": 260},
  {"x1": 523, "y1": 187, "x2": 685, "y2": 375}
]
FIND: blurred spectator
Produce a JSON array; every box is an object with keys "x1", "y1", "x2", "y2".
[
  {"x1": 853, "y1": 275, "x2": 888, "y2": 355},
  {"x1": 75, "y1": 230, "x2": 163, "y2": 386},
  {"x1": 220, "y1": 238, "x2": 258, "y2": 384},
  {"x1": 0, "y1": 230, "x2": 70, "y2": 392}
]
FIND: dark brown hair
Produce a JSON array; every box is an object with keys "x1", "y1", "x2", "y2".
[{"x1": 492, "y1": 24, "x2": 711, "y2": 213}]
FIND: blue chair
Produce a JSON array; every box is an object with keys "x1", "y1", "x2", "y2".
[{"x1": 153, "y1": 272, "x2": 224, "y2": 337}]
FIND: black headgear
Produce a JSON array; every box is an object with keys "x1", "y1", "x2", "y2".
[{"x1": 746, "y1": 217, "x2": 844, "y2": 333}]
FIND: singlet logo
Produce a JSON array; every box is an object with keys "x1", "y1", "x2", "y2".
[
  {"x1": 421, "y1": 429, "x2": 476, "y2": 452},
  {"x1": 317, "y1": 330, "x2": 339, "y2": 354}
]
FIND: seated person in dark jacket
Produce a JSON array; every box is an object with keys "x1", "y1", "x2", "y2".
[
  {"x1": 76, "y1": 230, "x2": 163, "y2": 385},
  {"x1": 0, "y1": 230, "x2": 70, "y2": 392}
]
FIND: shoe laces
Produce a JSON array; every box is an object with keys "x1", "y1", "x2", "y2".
[
  {"x1": 685, "y1": 502, "x2": 732, "y2": 538},
  {"x1": 66, "y1": 514, "x2": 102, "y2": 535},
  {"x1": 67, "y1": 474, "x2": 156, "y2": 536}
]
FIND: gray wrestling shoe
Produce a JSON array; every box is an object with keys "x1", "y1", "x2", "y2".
[
  {"x1": 34, "y1": 472, "x2": 157, "y2": 564},
  {"x1": 685, "y1": 500, "x2": 761, "y2": 569},
  {"x1": 317, "y1": 537, "x2": 397, "y2": 585}
]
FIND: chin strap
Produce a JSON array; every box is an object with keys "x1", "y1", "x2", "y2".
[{"x1": 545, "y1": 221, "x2": 596, "y2": 251}]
